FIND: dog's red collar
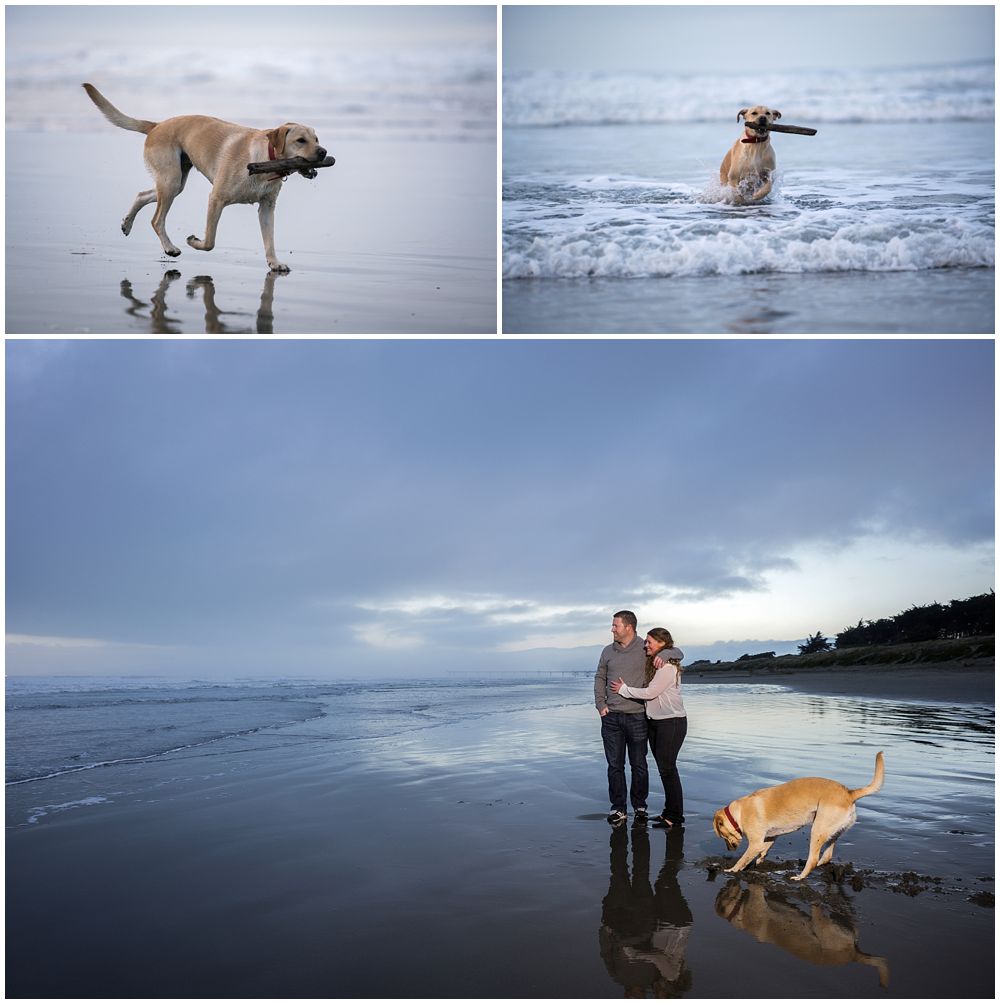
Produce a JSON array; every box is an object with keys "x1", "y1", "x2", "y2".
[
  {"x1": 264, "y1": 141, "x2": 288, "y2": 182},
  {"x1": 741, "y1": 133, "x2": 768, "y2": 144},
  {"x1": 724, "y1": 805, "x2": 742, "y2": 835}
]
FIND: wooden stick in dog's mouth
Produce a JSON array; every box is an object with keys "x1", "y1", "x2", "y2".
[
  {"x1": 765, "y1": 123, "x2": 818, "y2": 136},
  {"x1": 247, "y1": 155, "x2": 337, "y2": 179}
]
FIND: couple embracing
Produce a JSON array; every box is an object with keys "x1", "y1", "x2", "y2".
[{"x1": 594, "y1": 610, "x2": 687, "y2": 827}]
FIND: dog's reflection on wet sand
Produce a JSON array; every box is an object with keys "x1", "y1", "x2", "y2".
[
  {"x1": 716, "y1": 879, "x2": 890, "y2": 988},
  {"x1": 119, "y1": 270, "x2": 281, "y2": 334}
]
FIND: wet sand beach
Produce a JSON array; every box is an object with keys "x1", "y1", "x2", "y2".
[
  {"x1": 6, "y1": 665, "x2": 993, "y2": 999},
  {"x1": 5, "y1": 131, "x2": 496, "y2": 334},
  {"x1": 502, "y1": 268, "x2": 996, "y2": 335}
]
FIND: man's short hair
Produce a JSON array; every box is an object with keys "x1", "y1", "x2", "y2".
[{"x1": 613, "y1": 610, "x2": 637, "y2": 630}]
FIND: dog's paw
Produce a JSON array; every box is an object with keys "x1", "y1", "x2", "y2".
[
  {"x1": 268, "y1": 261, "x2": 291, "y2": 273},
  {"x1": 165, "y1": 248, "x2": 182, "y2": 258}
]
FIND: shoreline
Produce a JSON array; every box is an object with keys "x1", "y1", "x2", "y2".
[
  {"x1": 8, "y1": 659, "x2": 993, "y2": 700},
  {"x1": 682, "y1": 659, "x2": 994, "y2": 702}
]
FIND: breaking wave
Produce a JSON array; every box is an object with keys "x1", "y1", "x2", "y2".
[
  {"x1": 503, "y1": 170, "x2": 995, "y2": 279},
  {"x1": 504, "y1": 62, "x2": 994, "y2": 128}
]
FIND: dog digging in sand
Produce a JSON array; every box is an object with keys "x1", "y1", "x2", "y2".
[
  {"x1": 713, "y1": 752, "x2": 885, "y2": 881},
  {"x1": 719, "y1": 105, "x2": 781, "y2": 203},
  {"x1": 82, "y1": 83, "x2": 329, "y2": 272}
]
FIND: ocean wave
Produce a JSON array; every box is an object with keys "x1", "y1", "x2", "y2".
[
  {"x1": 26, "y1": 796, "x2": 111, "y2": 825},
  {"x1": 5, "y1": 709, "x2": 325, "y2": 787},
  {"x1": 6, "y1": 43, "x2": 496, "y2": 139},
  {"x1": 504, "y1": 62, "x2": 994, "y2": 127},
  {"x1": 503, "y1": 211, "x2": 994, "y2": 279}
]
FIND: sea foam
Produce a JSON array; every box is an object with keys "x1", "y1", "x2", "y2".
[{"x1": 503, "y1": 216, "x2": 994, "y2": 279}]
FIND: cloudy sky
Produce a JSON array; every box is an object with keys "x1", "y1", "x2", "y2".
[
  {"x1": 5, "y1": 339, "x2": 994, "y2": 678},
  {"x1": 503, "y1": 5, "x2": 994, "y2": 74},
  {"x1": 7, "y1": 4, "x2": 494, "y2": 51}
]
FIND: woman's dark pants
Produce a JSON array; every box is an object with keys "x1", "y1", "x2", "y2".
[{"x1": 648, "y1": 716, "x2": 687, "y2": 824}]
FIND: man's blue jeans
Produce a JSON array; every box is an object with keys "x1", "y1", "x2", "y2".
[{"x1": 601, "y1": 711, "x2": 649, "y2": 812}]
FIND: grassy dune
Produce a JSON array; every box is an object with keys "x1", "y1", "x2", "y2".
[{"x1": 689, "y1": 636, "x2": 994, "y2": 675}]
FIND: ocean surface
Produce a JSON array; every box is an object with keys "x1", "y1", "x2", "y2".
[
  {"x1": 4, "y1": 675, "x2": 581, "y2": 792},
  {"x1": 503, "y1": 62, "x2": 994, "y2": 333},
  {"x1": 6, "y1": 37, "x2": 495, "y2": 143},
  {"x1": 6, "y1": 673, "x2": 994, "y2": 998}
]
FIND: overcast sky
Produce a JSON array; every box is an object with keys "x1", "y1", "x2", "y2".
[
  {"x1": 6, "y1": 339, "x2": 994, "y2": 678},
  {"x1": 6, "y1": 4, "x2": 495, "y2": 51},
  {"x1": 503, "y1": 5, "x2": 994, "y2": 74}
]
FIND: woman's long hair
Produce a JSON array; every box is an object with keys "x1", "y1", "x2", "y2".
[{"x1": 644, "y1": 627, "x2": 679, "y2": 685}]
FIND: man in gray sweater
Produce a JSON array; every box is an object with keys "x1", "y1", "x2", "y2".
[{"x1": 595, "y1": 610, "x2": 650, "y2": 824}]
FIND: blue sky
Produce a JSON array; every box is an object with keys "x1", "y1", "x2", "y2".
[
  {"x1": 5, "y1": 339, "x2": 994, "y2": 677},
  {"x1": 503, "y1": 5, "x2": 994, "y2": 74}
]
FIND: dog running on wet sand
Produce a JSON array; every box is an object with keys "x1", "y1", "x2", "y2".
[{"x1": 82, "y1": 83, "x2": 329, "y2": 272}]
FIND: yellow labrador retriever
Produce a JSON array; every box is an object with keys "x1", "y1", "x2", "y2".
[
  {"x1": 713, "y1": 752, "x2": 884, "y2": 881},
  {"x1": 719, "y1": 105, "x2": 781, "y2": 203},
  {"x1": 83, "y1": 83, "x2": 328, "y2": 272}
]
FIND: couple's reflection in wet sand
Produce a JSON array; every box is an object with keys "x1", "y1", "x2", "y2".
[
  {"x1": 599, "y1": 823, "x2": 693, "y2": 997},
  {"x1": 120, "y1": 270, "x2": 280, "y2": 334}
]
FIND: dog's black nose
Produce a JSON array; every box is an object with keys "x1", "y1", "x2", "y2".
[{"x1": 316, "y1": 147, "x2": 327, "y2": 159}]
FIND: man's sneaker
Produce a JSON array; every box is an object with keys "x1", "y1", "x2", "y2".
[
  {"x1": 633, "y1": 807, "x2": 649, "y2": 823},
  {"x1": 607, "y1": 809, "x2": 627, "y2": 825}
]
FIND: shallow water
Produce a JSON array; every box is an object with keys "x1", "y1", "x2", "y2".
[
  {"x1": 502, "y1": 267, "x2": 995, "y2": 334},
  {"x1": 503, "y1": 122, "x2": 994, "y2": 278},
  {"x1": 6, "y1": 674, "x2": 994, "y2": 997}
]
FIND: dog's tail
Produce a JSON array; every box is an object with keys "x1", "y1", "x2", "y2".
[
  {"x1": 82, "y1": 83, "x2": 156, "y2": 134},
  {"x1": 849, "y1": 751, "x2": 885, "y2": 803}
]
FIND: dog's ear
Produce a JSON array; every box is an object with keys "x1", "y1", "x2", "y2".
[
  {"x1": 267, "y1": 125, "x2": 292, "y2": 158},
  {"x1": 772, "y1": 109, "x2": 782, "y2": 120},
  {"x1": 712, "y1": 811, "x2": 724, "y2": 838},
  {"x1": 737, "y1": 108, "x2": 748, "y2": 122}
]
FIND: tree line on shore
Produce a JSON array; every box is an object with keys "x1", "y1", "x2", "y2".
[{"x1": 797, "y1": 590, "x2": 994, "y2": 654}]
